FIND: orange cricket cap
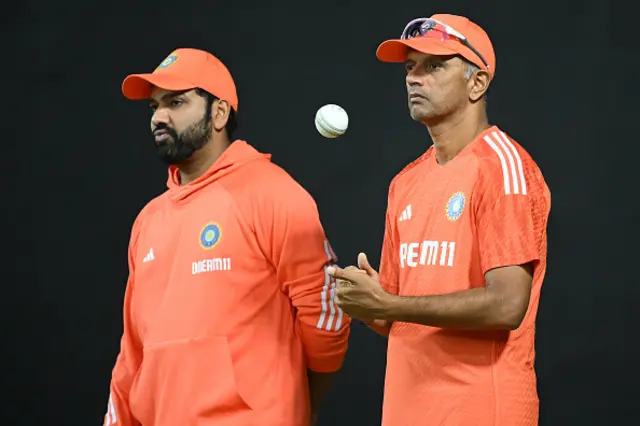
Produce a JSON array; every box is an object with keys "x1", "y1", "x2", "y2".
[
  {"x1": 376, "y1": 14, "x2": 496, "y2": 77},
  {"x1": 122, "y1": 48, "x2": 239, "y2": 111}
]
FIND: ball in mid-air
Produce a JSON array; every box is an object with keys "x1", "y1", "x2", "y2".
[{"x1": 315, "y1": 104, "x2": 349, "y2": 138}]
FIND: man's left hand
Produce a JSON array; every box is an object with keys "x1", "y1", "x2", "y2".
[{"x1": 326, "y1": 253, "x2": 390, "y2": 319}]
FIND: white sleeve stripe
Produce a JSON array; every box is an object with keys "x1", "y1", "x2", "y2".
[
  {"x1": 109, "y1": 394, "x2": 116, "y2": 423},
  {"x1": 499, "y1": 131, "x2": 527, "y2": 195},
  {"x1": 484, "y1": 133, "x2": 528, "y2": 196},
  {"x1": 104, "y1": 392, "x2": 116, "y2": 425},
  {"x1": 316, "y1": 240, "x2": 343, "y2": 331},
  {"x1": 325, "y1": 276, "x2": 337, "y2": 331},
  {"x1": 483, "y1": 135, "x2": 511, "y2": 194},
  {"x1": 333, "y1": 296, "x2": 344, "y2": 331},
  {"x1": 316, "y1": 264, "x2": 330, "y2": 329},
  {"x1": 324, "y1": 240, "x2": 341, "y2": 331},
  {"x1": 327, "y1": 241, "x2": 344, "y2": 331},
  {"x1": 316, "y1": 240, "x2": 331, "y2": 330},
  {"x1": 328, "y1": 243, "x2": 337, "y2": 260},
  {"x1": 327, "y1": 274, "x2": 345, "y2": 331},
  {"x1": 492, "y1": 131, "x2": 519, "y2": 194}
]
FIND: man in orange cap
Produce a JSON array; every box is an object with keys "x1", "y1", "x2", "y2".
[
  {"x1": 328, "y1": 15, "x2": 551, "y2": 425},
  {"x1": 103, "y1": 48, "x2": 350, "y2": 426}
]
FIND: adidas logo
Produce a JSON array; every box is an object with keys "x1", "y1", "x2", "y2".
[
  {"x1": 143, "y1": 248, "x2": 155, "y2": 263},
  {"x1": 398, "y1": 204, "x2": 412, "y2": 222}
]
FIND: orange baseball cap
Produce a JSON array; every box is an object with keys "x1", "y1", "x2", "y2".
[
  {"x1": 122, "y1": 48, "x2": 239, "y2": 111},
  {"x1": 376, "y1": 14, "x2": 496, "y2": 77}
]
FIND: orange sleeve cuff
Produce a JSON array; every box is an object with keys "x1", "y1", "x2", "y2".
[
  {"x1": 306, "y1": 348, "x2": 348, "y2": 373},
  {"x1": 303, "y1": 327, "x2": 350, "y2": 373}
]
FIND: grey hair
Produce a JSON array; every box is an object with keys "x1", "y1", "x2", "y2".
[{"x1": 464, "y1": 60, "x2": 481, "y2": 80}]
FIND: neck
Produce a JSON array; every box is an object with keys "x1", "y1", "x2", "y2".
[
  {"x1": 425, "y1": 105, "x2": 489, "y2": 165},
  {"x1": 177, "y1": 136, "x2": 231, "y2": 185}
]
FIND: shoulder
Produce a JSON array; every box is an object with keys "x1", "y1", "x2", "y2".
[
  {"x1": 232, "y1": 157, "x2": 319, "y2": 216},
  {"x1": 127, "y1": 191, "x2": 170, "y2": 247},
  {"x1": 257, "y1": 160, "x2": 315, "y2": 204},
  {"x1": 472, "y1": 126, "x2": 546, "y2": 196},
  {"x1": 135, "y1": 191, "x2": 168, "y2": 224},
  {"x1": 137, "y1": 191, "x2": 169, "y2": 220},
  {"x1": 471, "y1": 127, "x2": 550, "y2": 220},
  {"x1": 389, "y1": 146, "x2": 435, "y2": 194}
]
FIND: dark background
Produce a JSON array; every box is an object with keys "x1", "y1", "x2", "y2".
[{"x1": 10, "y1": 0, "x2": 639, "y2": 424}]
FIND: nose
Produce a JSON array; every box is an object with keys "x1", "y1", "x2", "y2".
[
  {"x1": 151, "y1": 107, "x2": 170, "y2": 129},
  {"x1": 406, "y1": 67, "x2": 422, "y2": 87}
]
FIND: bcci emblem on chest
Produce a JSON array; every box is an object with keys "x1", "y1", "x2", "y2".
[
  {"x1": 200, "y1": 223, "x2": 221, "y2": 250},
  {"x1": 446, "y1": 192, "x2": 466, "y2": 221}
]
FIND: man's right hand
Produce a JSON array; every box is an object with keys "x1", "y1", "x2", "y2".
[
  {"x1": 334, "y1": 253, "x2": 391, "y2": 336},
  {"x1": 357, "y1": 253, "x2": 392, "y2": 334},
  {"x1": 340, "y1": 253, "x2": 383, "y2": 327}
]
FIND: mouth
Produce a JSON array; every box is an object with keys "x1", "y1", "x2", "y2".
[
  {"x1": 409, "y1": 93, "x2": 427, "y2": 102},
  {"x1": 154, "y1": 131, "x2": 171, "y2": 143}
]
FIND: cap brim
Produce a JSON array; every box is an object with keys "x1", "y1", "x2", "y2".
[
  {"x1": 376, "y1": 38, "x2": 461, "y2": 63},
  {"x1": 121, "y1": 73, "x2": 198, "y2": 100}
]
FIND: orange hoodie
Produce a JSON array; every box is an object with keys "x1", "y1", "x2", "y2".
[{"x1": 103, "y1": 141, "x2": 351, "y2": 426}]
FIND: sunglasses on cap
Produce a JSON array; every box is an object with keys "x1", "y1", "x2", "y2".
[{"x1": 400, "y1": 18, "x2": 490, "y2": 70}]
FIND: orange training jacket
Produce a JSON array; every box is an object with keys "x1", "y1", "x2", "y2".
[{"x1": 103, "y1": 140, "x2": 351, "y2": 426}]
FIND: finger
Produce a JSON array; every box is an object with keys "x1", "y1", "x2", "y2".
[
  {"x1": 344, "y1": 265, "x2": 366, "y2": 274},
  {"x1": 329, "y1": 266, "x2": 368, "y2": 283},
  {"x1": 326, "y1": 265, "x2": 343, "y2": 278},
  {"x1": 357, "y1": 253, "x2": 379, "y2": 279},
  {"x1": 327, "y1": 265, "x2": 361, "y2": 282}
]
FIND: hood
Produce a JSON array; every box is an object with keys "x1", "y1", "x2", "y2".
[{"x1": 166, "y1": 140, "x2": 271, "y2": 203}]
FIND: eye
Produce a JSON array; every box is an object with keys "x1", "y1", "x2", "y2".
[
  {"x1": 171, "y1": 99, "x2": 184, "y2": 108},
  {"x1": 404, "y1": 62, "x2": 415, "y2": 72},
  {"x1": 149, "y1": 103, "x2": 158, "y2": 112},
  {"x1": 426, "y1": 62, "x2": 443, "y2": 71}
]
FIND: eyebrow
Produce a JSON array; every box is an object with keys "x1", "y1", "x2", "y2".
[
  {"x1": 150, "y1": 90, "x2": 189, "y2": 103},
  {"x1": 423, "y1": 56, "x2": 446, "y2": 63}
]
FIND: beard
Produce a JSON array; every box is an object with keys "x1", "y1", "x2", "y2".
[{"x1": 153, "y1": 113, "x2": 212, "y2": 165}]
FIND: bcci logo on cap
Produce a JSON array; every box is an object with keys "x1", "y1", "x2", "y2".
[
  {"x1": 446, "y1": 192, "x2": 466, "y2": 221},
  {"x1": 156, "y1": 54, "x2": 178, "y2": 70},
  {"x1": 199, "y1": 222, "x2": 221, "y2": 250}
]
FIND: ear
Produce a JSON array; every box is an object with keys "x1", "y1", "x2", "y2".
[
  {"x1": 469, "y1": 70, "x2": 491, "y2": 102},
  {"x1": 212, "y1": 99, "x2": 231, "y2": 132}
]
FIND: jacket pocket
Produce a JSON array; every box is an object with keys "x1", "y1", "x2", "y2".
[{"x1": 130, "y1": 335, "x2": 251, "y2": 425}]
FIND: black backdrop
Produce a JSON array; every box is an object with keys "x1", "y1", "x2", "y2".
[{"x1": 10, "y1": 0, "x2": 640, "y2": 424}]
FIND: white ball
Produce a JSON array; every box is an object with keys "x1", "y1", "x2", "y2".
[{"x1": 314, "y1": 104, "x2": 349, "y2": 138}]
